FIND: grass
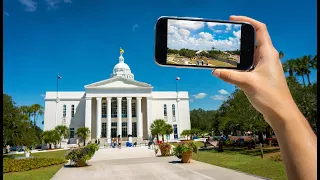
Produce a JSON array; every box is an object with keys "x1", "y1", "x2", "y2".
[
  {"x1": 170, "y1": 141, "x2": 286, "y2": 180},
  {"x1": 3, "y1": 149, "x2": 68, "y2": 180}
]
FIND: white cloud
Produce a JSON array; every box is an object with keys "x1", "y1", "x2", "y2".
[
  {"x1": 64, "y1": 0, "x2": 72, "y2": 3},
  {"x1": 189, "y1": 99, "x2": 194, "y2": 102},
  {"x1": 168, "y1": 19, "x2": 205, "y2": 31},
  {"x1": 193, "y1": 93, "x2": 207, "y2": 99},
  {"x1": 198, "y1": 32, "x2": 213, "y2": 41},
  {"x1": 211, "y1": 95, "x2": 228, "y2": 101},
  {"x1": 132, "y1": 24, "x2": 139, "y2": 32},
  {"x1": 233, "y1": 30, "x2": 241, "y2": 39},
  {"x1": 218, "y1": 89, "x2": 228, "y2": 95},
  {"x1": 178, "y1": 28, "x2": 190, "y2": 37},
  {"x1": 214, "y1": 30, "x2": 223, "y2": 33},
  {"x1": 40, "y1": 94, "x2": 46, "y2": 98},
  {"x1": 45, "y1": 0, "x2": 60, "y2": 10},
  {"x1": 225, "y1": 24, "x2": 232, "y2": 31},
  {"x1": 4, "y1": 11, "x2": 9, "y2": 16},
  {"x1": 19, "y1": 0, "x2": 37, "y2": 12}
]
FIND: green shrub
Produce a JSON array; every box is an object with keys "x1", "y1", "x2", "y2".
[
  {"x1": 65, "y1": 143, "x2": 99, "y2": 164},
  {"x1": 3, "y1": 157, "x2": 66, "y2": 173},
  {"x1": 173, "y1": 141, "x2": 198, "y2": 159}
]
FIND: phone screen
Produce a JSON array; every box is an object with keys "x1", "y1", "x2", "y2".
[{"x1": 167, "y1": 19, "x2": 241, "y2": 68}]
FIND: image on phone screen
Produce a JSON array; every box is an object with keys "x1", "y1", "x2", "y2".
[{"x1": 167, "y1": 19, "x2": 241, "y2": 68}]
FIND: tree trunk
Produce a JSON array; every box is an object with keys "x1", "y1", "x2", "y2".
[
  {"x1": 307, "y1": 74, "x2": 311, "y2": 85},
  {"x1": 289, "y1": 69, "x2": 293, "y2": 77},
  {"x1": 302, "y1": 75, "x2": 306, "y2": 87},
  {"x1": 162, "y1": 135, "x2": 164, "y2": 142},
  {"x1": 258, "y1": 131, "x2": 263, "y2": 144},
  {"x1": 84, "y1": 139, "x2": 86, "y2": 146}
]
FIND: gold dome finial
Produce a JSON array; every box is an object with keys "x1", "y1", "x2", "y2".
[{"x1": 120, "y1": 47, "x2": 124, "y2": 55}]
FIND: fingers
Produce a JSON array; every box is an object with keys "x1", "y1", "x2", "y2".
[
  {"x1": 230, "y1": 15, "x2": 272, "y2": 46},
  {"x1": 212, "y1": 69, "x2": 249, "y2": 88}
]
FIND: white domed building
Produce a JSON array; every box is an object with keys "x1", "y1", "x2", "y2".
[{"x1": 43, "y1": 48, "x2": 191, "y2": 146}]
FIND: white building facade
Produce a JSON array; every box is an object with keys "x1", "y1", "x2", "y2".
[{"x1": 43, "y1": 51, "x2": 191, "y2": 144}]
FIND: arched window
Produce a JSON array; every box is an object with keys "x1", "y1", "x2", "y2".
[
  {"x1": 164, "y1": 104, "x2": 167, "y2": 116},
  {"x1": 172, "y1": 104, "x2": 175, "y2": 116},
  {"x1": 71, "y1": 105, "x2": 75, "y2": 117},
  {"x1": 122, "y1": 97, "x2": 127, "y2": 118},
  {"x1": 63, "y1": 105, "x2": 66, "y2": 117}
]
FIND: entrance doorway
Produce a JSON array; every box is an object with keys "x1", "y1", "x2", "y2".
[
  {"x1": 102, "y1": 123, "x2": 106, "y2": 138},
  {"x1": 111, "y1": 122, "x2": 117, "y2": 138}
]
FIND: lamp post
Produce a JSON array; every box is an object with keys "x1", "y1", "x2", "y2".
[{"x1": 176, "y1": 77, "x2": 180, "y2": 139}]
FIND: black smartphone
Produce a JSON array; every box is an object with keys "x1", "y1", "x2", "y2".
[{"x1": 154, "y1": 16, "x2": 255, "y2": 70}]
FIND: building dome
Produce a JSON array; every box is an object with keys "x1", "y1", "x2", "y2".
[{"x1": 111, "y1": 48, "x2": 134, "y2": 80}]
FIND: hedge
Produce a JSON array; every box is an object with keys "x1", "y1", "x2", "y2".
[{"x1": 3, "y1": 157, "x2": 66, "y2": 173}]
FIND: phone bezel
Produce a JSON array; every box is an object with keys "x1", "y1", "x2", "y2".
[{"x1": 154, "y1": 16, "x2": 255, "y2": 71}]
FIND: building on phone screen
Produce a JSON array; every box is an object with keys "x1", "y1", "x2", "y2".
[{"x1": 43, "y1": 49, "x2": 191, "y2": 147}]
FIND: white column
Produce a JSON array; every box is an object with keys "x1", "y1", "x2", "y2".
[
  {"x1": 146, "y1": 97, "x2": 152, "y2": 138},
  {"x1": 96, "y1": 97, "x2": 102, "y2": 140},
  {"x1": 127, "y1": 97, "x2": 132, "y2": 143},
  {"x1": 136, "y1": 97, "x2": 142, "y2": 139},
  {"x1": 106, "y1": 97, "x2": 111, "y2": 144},
  {"x1": 117, "y1": 97, "x2": 122, "y2": 137},
  {"x1": 85, "y1": 97, "x2": 92, "y2": 143}
]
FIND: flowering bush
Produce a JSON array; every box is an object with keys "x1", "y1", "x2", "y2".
[
  {"x1": 159, "y1": 143, "x2": 172, "y2": 156},
  {"x1": 3, "y1": 158, "x2": 66, "y2": 173},
  {"x1": 65, "y1": 143, "x2": 99, "y2": 167}
]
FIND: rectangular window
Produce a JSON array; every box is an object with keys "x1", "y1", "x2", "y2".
[
  {"x1": 70, "y1": 128, "x2": 74, "y2": 138},
  {"x1": 122, "y1": 122, "x2": 127, "y2": 137},
  {"x1": 102, "y1": 103, "x2": 107, "y2": 118},
  {"x1": 132, "y1": 122, "x2": 137, "y2": 137},
  {"x1": 122, "y1": 98, "x2": 127, "y2": 118},
  {"x1": 132, "y1": 102, "x2": 136, "y2": 117},
  {"x1": 71, "y1": 105, "x2": 75, "y2": 117},
  {"x1": 111, "y1": 98, "x2": 117, "y2": 118},
  {"x1": 111, "y1": 122, "x2": 117, "y2": 127}
]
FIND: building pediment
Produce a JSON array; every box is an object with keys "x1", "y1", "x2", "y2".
[{"x1": 84, "y1": 76, "x2": 153, "y2": 89}]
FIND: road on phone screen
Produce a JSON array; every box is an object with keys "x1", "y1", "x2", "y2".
[{"x1": 52, "y1": 146, "x2": 267, "y2": 180}]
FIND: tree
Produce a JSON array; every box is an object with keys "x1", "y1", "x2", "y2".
[
  {"x1": 164, "y1": 124, "x2": 173, "y2": 142},
  {"x1": 55, "y1": 125, "x2": 69, "y2": 148},
  {"x1": 75, "y1": 127, "x2": 91, "y2": 146},
  {"x1": 150, "y1": 119, "x2": 166, "y2": 142},
  {"x1": 41, "y1": 130, "x2": 59, "y2": 149},
  {"x1": 294, "y1": 58, "x2": 307, "y2": 87},
  {"x1": 180, "y1": 130, "x2": 191, "y2": 140},
  {"x1": 279, "y1": 51, "x2": 285, "y2": 59},
  {"x1": 282, "y1": 59, "x2": 296, "y2": 77},
  {"x1": 29, "y1": 104, "x2": 44, "y2": 127}
]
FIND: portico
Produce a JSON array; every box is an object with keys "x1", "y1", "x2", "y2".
[{"x1": 85, "y1": 95, "x2": 147, "y2": 143}]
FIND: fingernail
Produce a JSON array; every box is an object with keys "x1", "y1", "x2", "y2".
[{"x1": 212, "y1": 70, "x2": 220, "y2": 77}]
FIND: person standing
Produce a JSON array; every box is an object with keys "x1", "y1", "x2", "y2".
[{"x1": 117, "y1": 135, "x2": 122, "y2": 149}]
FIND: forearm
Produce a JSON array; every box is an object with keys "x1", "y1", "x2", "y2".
[{"x1": 264, "y1": 100, "x2": 317, "y2": 180}]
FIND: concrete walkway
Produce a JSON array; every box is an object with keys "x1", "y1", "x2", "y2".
[{"x1": 52, "y1": 146, "x2": 267, "y2": 180}]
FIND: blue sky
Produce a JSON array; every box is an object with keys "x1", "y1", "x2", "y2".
[
  {"x1": 168, "y1": 20, "x2": 241, "y2": 51},
  {"x1": 4, "y1": 0, "x2": 317, "y2": 129}
]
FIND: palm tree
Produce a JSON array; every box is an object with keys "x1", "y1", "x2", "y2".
[
  {"x1": 282, "y1": 59, "x2": 296, "y2": 77},
  {"x1": 55, "y1": 125, "x2": 69, "y2": 148},
  {"x1": 311, "y1": 54, "x2": 317, "y2": 68},
  {"x1": 279, "y1": 51, "x2": 285, "y2": 60},
  {"x1": 75, "y1": 127, "x2": 90, "y2": 146},
  {"x1": 150, "y1": 119, "x2": 166, "y2": 142},
  {"x1": 41, "y1": 130, "x2": 59, "y2": 149},
  {"x1": 294, "y1": 58, "x2": 306, "y2": 87},
  {"x1": 30, "y1": 104, "x2": 44, "y2": 127},
  {"x1": 164, "y1": 124, "x2": 173, "y2": 142},
  {"x1": 300, "y1": 55, "x2": 312, "y2": 85}
]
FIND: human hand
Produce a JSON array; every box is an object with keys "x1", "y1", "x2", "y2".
[{"x1": 212, "y1": 16, "x2": 294, "y2": 126}]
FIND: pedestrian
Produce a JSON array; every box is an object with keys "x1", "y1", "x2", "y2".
[{"x1": 118, "y1": 135, "x2": 122, "y2": 149}]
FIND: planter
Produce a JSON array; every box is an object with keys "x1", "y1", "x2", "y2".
[
  {"x1": 25, "y1": 152, "x2": 30, "y2": 158},
  {"x1": 159, "y1": 144, "x2": 172, "y2": 156},
  {"x1": 75, "y1": 160, "x2": 86, "y2": 167},
  {"x1": 181, "y1": 151, "x2": 193, "y2": 163}
]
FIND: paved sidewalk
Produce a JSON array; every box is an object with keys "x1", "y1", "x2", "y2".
[{"x1": 52, "y1": 146, "x2": 267, "y2": 180}]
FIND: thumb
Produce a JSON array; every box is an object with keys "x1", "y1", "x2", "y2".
[{"x1": 212, "y1": 69, "x2": 249, "y2": 87}]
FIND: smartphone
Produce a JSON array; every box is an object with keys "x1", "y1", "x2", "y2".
[{"x1": 154, "y1": 16, "x2": 255, "y2": 70}]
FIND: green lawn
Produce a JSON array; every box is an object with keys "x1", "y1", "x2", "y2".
[
  {"x1": 3, "y1": 150, "x2": 68, "y2": 180},
  {"x1": 170, "y1": 142, "x2": 286, "y2": 180}
]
